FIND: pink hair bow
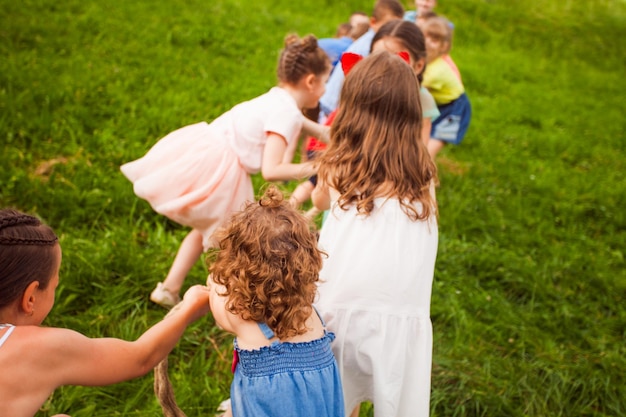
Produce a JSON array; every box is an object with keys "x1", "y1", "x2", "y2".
[{"x1": 341, "y1": 51, "x2": 411, "y2": 75}]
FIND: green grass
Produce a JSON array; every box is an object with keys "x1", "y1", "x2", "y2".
[{"x1": 1, "y1": 0, "x2": 625, "y2": 416}]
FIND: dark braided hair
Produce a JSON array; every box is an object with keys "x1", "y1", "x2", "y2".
[
  {"x1": 0, "y1": 209, "x2": 59, "y2": 309},
  {"x1": 277, "y1": 34, "x2": 330, "y2": 86}
]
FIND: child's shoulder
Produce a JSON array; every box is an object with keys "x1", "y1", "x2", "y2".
[
  {"x1": 425, "y1": 56, "x2": 462, "y2": 84},
  {"x1": 403, "y1": 10, "x2": 417, "y2": 22},
  {"x1": 428, "y1": 56, "x2": 450, "y2": 71}
]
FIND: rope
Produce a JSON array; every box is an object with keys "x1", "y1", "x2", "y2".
[
  {"x1": 153, "y1": 305, "x2": 187, "y2": 417},
  {"x1": 154, "y1": 356, "x2": 187, "y2": 417}
]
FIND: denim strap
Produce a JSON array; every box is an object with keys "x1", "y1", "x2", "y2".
[{"x1": 257, "y1": 322, "x2": 280, "y2": 346}]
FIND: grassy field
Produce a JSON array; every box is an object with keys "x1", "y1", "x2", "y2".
[{"x1": 1, "y1": 0, "x2": 625, "y2": 416}]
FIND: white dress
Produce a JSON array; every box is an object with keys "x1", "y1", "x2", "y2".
[{"x1": 315, "y1": 196, "x2": 438, "y2": 417}]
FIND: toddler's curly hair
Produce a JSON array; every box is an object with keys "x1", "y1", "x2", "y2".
[{"x1": 208, "y1": 186, "x2": 324, "y2": 340}]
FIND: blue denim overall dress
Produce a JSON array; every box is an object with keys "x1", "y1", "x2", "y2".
[{"x1": 230, "y1": 312, "x2": 345, "y2": 416}]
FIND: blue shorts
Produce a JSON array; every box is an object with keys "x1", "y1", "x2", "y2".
[{"x1": 431, "y1": 93, "x2": 471, "y2": 145}]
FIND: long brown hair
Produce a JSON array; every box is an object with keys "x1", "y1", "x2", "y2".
[
  {"x1": 208, "y1": 186, "x2": 323, "y2": 340},
  {"x1": 317, "y1": 51, "x2": 437, "y2": 220},
  {"x1": 0, "y1": 209, "x2": 59, "y2": 309}
]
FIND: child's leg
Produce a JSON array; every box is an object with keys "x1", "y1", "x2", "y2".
[
  {"x1": 216, "y1": 398, "x2": 233, "y2": 417},
  {"x1": 427, "y1": 138, "x2": 446, "y2": 159},
  {"x1": 421, "y1": 118, "x2": 432, "y2": 147},
  {"x1": 429, "y1": 94, "x2": 470, "y2": 159},
  {"x1": 304, "y1": 206, "x2": 321, "y2": 221},
  {"x1": 289, "y1": 180, "x2": 315, "y2": 208},
  {"x1": 350, "y1": 404, "x2": 361, "y2": 417},
  {"x1": 157, "y1": 229, "x2": 204, "y2": 296}
]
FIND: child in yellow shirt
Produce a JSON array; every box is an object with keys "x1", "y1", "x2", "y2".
[{"x1": 422, "y1": 16, "x2": 472, "y2": 158}]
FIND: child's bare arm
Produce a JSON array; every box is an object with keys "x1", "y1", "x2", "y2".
[
  {"x1": 311, "y1": 180, "x2": 331, "y2": 211},
  {"x1": 47, "y1": 285, "x2": 210, "y2": 387},
  {"x1": 282, "y1": 131, "x2": 301, "y2": 164},
  {"x1": 421, "y1": 118, "x2": 433, "y2": 146},
  {"x1": 262, "y1": 133, "x2": 316, "y2": 181},
  {"x1": 206, "y1": 275, "x2": 236, "y2": 333},
  {"x1": 301, "y1": 118, "x2": 330, "y2": 144}
]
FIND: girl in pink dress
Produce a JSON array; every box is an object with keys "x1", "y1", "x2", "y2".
[{"x1": 121, "y1": 34, "x2": 331, "y2": 308}]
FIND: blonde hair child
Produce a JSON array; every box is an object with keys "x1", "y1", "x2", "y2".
[{"x1": 421, "y1": 16, "x2": 472, "y2": 157}]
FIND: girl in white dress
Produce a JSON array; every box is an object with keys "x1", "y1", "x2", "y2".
[{"x1": 312, "y1": 51, "x2": 439, "y2": 417}]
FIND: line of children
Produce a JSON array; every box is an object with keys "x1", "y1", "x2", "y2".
[
  {"x1": 4, "y1": 5, "x2": 472, "y2": 414},
  {"x1": 290, "y1": 18, "x2": 441, "y2": 216},
  {"x1": 150, "y1": 35, "x2": 443, "y2": 417},
  {"x1": 318, "y1": 0, "x2": 405, "y2": 118}
]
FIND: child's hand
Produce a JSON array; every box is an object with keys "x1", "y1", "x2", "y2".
[
  {"x1": 318, "y1": 125, "x2": 331, "y2": 144},
  {"x1": 299, "y1": 160, "x2": 317, "y2": 179},
  {"x1": 312, "y1": 182, "x2": 331, "y2": 211},
  {"x1": 180, "y1": 285, "x2": 211, "y2": 322}
]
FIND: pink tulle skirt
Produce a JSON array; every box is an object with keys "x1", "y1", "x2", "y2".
[{"x1": 121, "y1": 122, "x2": 254, "y2": 249}]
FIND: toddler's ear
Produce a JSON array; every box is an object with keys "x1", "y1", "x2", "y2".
[{"x1": 443, "y1": 41, "x2": 451, "y2": 54}]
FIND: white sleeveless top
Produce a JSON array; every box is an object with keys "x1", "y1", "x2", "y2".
[{"x1": 0, "y1": 324, "x2": 15, "y2": 348}]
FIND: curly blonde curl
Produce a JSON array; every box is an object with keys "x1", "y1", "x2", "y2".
[{"x1": 207, "y1": 185, "x2": 324, "y2": 340}]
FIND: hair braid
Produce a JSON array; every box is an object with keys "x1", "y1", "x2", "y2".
[
  {"x1": 154, "y1": 356, "x2": 187, "y2": 417},
  {"x1": 0, "y1": 209, "x2": 60, "y2": 309},
  {"x1": 154, "y1": 305, "x2": 188, "y2": 417},
  {"x1": 277, "y1": 34, "x2": 330, "y2": 85},
  {"x1": 0, "y1": 213, "x2": 39, "y2": 229},
  {"x1": 0, "y1": 211, "x2": 58, "y2": 246},
  {"x1": 0, "y1": 209, "x2": 59, "y2": 245},
  {"x1": 0, "y1": 235, "x2": 58, "y2": 245}
]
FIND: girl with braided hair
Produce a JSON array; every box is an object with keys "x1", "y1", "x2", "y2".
[
  {"x1": 0, "y1": 209, "x2": 211, "y2": 417},
  {"x1": 122, "y1": 34, "x2": 331, "y2": 309},
  {"x1": 205, "y1": 185, "x2": 343, "y2": 417}
]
